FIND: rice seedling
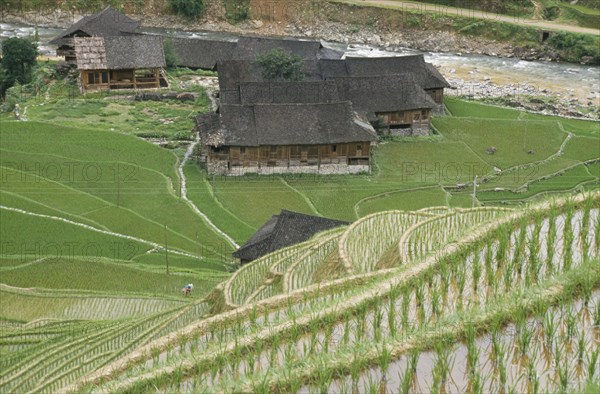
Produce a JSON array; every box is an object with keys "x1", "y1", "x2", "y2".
[
  {"x1": 557, "y1": 359, "x2": 571, "y2": 393},
  {"x1": 586, "y1": 347, "x2": 599, "y2": 381},
  {"x1": 388, "y1": 297, "x2": 397, "y2": 338},
  {"x1": 471, "y1": 369, "x2": 484, "y2": 394},
  {"x1": 465, "y1": 325, "x2": 479, "y2": 376},
  {"x1": 496, "y1": 341, "x2": 508, "y2": 391},
  {"x1": 543, "y1": 311, "x2": 557, "y2": 350},
  {"x1": 565, "y1": 308, "x2": 578, "y2": 338},
  {"x1": 518, "y1": 323, "x2": 535, "y2": 356},
  {"x1": 377, "y1": 344, "x2": 392, "y2": 381}
]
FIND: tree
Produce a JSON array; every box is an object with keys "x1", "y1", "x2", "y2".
[
  {"x1": 1, "y1": 37, "x2": 37, "y2": 97},
  {"x1": 254, "y1": 48, "x2": 305, "y2": 81},
  {"x1": 163, "y1": 36, "x2": 180, "y2": 68},
  {"x1": 170, "y1": 0, "x2": 205, "y2": 19}
]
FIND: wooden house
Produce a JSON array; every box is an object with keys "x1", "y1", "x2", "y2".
[
  {"x1": 50, "y1": 6, "x2": 140, "y2": 63},
  {"x1": 233, "y1": 210, "x2": 348, "y2": 264},
  {"x1": 73, "y1": 36, "x2": 166, "y2": 92},
  {"x1": 196, "y1": 101, "x2": 378, "y2": 176},
  {"x1": 333, "y1": 74, "x2": 438, "y2": 135},
  {"x1": 319, "y1": 55, "x2": 450, "y2": 109}
]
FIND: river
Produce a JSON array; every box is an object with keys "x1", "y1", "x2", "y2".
[{"x1": 1, "y1": 22, "x2": 598, "y2": 105}]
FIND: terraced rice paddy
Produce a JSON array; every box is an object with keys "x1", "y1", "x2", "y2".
[
  {"x1": 65, "y1": 193, "x2": 599, "y2": 394},
  {"x1": 1, "y1": 87, "x2": 598, "y2": 391}
]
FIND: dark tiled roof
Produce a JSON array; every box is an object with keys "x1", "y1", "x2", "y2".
[
  {"x1": 170, "y1": 38, "x2": 236, "y2": 70},
  {"x1": 74, "y1": 36, "x2": 165, "y2": 70},
  {"x1": 217, "y1": 60, "x2": 264, "y2": 90},
  {"x1": 318, "y1": 46, "x2": 344, "y2": 60},
  {"x1": 320, "y1": 55, "x2": 450, "y2": 89},
  {"x1": 217, "y1": 59, "x2": 321, "y2": 90},
  {"x1": 232, "y1": 36, "x2": 323, "y2": 60},
  {"x1": 232, "y1": 210, "x2": 348, "y2": 262},
  {"x1": 334, "y1": 74, "x2": 437, "y2": 115},
  {"x1": 50, "y1": 6, "x2": 140, "y2": 45},
  {"x1": 319, "y1": 58, "x2": 350, "y2": 79},
  {"x1": 201, "y1": 101, "x2": 378, "y2": 147},
  {"x1": 226, "y1": 81, "x2": 340, "y2": 105}
]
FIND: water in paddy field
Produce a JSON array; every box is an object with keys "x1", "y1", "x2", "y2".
[{"x1": 1, "y1": 22, "x2": 598, "y2": 102}]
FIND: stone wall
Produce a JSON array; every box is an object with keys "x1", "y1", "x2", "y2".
[{"x1": 208, "y1": 162, "x2": 370, "y2": 176}]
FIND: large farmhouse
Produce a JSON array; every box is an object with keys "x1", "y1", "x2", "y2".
[
  {"x1": 73, "y1": 36, "x2": 166, "y2": 92},
  {"x1": 50, "y1": 6, "x2": 140, "y2": 63},
  {"x1": 197, "y1": 99, "x2": 377, "y2": 176}
]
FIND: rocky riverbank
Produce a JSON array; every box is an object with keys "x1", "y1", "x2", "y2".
[{"x1": 0, "y1": 6, "x2": 578, "y2": 63}]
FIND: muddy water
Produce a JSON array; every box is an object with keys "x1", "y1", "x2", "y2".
[{"x1": 323, "y1": 292, "x2": 599, "y2": 394}]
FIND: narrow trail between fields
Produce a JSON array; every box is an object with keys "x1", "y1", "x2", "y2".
[
  {"x1": 176, "y1": 87, "x2": 240, "y2": 249},
  {"x1": 0, "y1": 205, "x2": 201, "y2": 260},
  {"x1": 279, "y1": 177, "x2": 322, "y2": 216}
]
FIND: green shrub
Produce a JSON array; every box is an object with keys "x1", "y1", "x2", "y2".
[
  {"x1": 406, "y1": 15, "x2": 422, "y2": 28},
  {"x1": 223, "y1": 0, "x2": 250, "y2": 23},
  {"x1": 172, "y1": 130, "x2": 193, "y2": 141},
  {"x1": 1, "y1": 37, "x2": 38, "y2": 97},
  {"x1": 169, "y1": 0, "x2": 205, "y2": 19},
  {"x1": 254, "y1": 49, "x2": 305, "y2": 81},
  {"x1": 543, "y1": 5, "x2": 561, "y2": 20},
  {"x1": 163, "y1": 36, "x2": 181, "y2": 68},
  {"x1": 548, "y1": 32, "x2": 600, "y2": 64}
]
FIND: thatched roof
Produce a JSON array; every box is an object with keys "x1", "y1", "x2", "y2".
[
  {"x1": 50, "y1": 6, "x2": 140, "y2": 46},
  {"x1": 334, "y1": 74, "x2": 437, "y2": 115},
  {"x1": 223, "y1": 81, "x2": 340, "y2": 105},
  {"x1": 217, "y1": 59, "x2": 321, "y2": 91},
  {"x1": 320, "y1": 55, "x2": 450, "y2": 89},
  {"x1": 233, "y1": 210, "x2": 348, "y2": 262},
  {"x1": 231, "y1": 36, "x2": 342, "y2": 60},
  {"x1": 170, "y1": 38, "x2": 236, "y2": 70},
  {"x1": 198, "y1": 101, "x2": 377, "y2": 147},
  {"x1": 74, "y1": 36, "x2": 165, "y2": 70}
]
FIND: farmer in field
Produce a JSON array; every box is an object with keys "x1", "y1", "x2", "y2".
[{"x1": 182, "y1": 283, "x2": 193, "y2": 296}]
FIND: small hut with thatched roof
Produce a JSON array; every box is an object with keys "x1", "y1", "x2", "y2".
[{"x1": 74, "y1": 36, "x2": 166, "y2": 92}]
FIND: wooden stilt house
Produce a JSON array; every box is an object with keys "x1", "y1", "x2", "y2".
[{"x1": 74, "y1": 36, "x2": 166, "y2": 92}]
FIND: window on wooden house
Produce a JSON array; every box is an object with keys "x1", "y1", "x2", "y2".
[
  {"x1": 421, "y1": 110, "x2": 429, "y2": 118},
  {"x1": 101, "y1": 72, "x2": 108, "y2": 84},
  {"x1": 87, "y1": 72, "x2": 95, "y2": 85},
  {"x1": 356, "y1": 144, "x2": 362, "y2": 151},
  {"x1": 271, "y1": 146, "x2": 277, "y2": 153},
  {"x1": 331, "y1": 145, "x2": 337, "y2": 153},
  {"x1": 413, "y1": 113, "x2": 421, "y2": 121},
  {"x1": 240, "y1": 147, "x2": 246, "y2": 154}
]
